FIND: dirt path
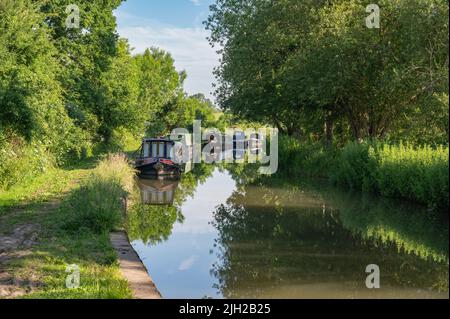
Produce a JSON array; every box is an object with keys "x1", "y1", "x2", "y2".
[
  {"x1": 0, "y1": 199, "x2": 64, "y2": 298},
  {"x1": 0, "y1": 215, "x2": 44, "y2": 298}
]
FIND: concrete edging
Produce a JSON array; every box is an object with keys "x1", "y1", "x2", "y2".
[{"x1": 110, "y1": 231, "x2": 162, "y2": 299}]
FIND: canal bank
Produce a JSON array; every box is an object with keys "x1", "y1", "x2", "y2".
[
  {"x1": 0, "y1": 155, "x2": 136, "y2": 299},
  {"x1": 1, "y1": 153, "x2": 448, "y2": 299},
  {"x1": 110, "y1": 232, "x2": 161, "y2": 299}
]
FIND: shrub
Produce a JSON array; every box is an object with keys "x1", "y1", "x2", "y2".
[
  {"x1": 0, "y1": 132, "x2": 54, "y2": 190},
  {"x1": 278, "y1": 135, "x2": 336, "y2": 178},
  {"x1": 375, "y1": 144, "x2": 449, "y2": 209},
  {"x1": 330, "y1": 141, "x2": 379, "y2": 192},
  {"x1": 278, "y1": 136, "x2": 449, "y2": 210}
]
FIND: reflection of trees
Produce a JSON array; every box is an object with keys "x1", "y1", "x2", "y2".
[
  {"x1": 127, "y1": 204, "x2": 183, "y2": 245},
  {"x1": 211, "y1": 179, "x2": 449, "y2": 298},
  {"x1": 126, "y1": 163, "x2": 215, "y2": 244},
  {"x1": 327, "y1": 189, "x2": 449, "y2": 263}
]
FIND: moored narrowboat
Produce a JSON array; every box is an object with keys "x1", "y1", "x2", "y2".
[{"x1": 135, "y1": 138, "x2": 180, "y2": 177}]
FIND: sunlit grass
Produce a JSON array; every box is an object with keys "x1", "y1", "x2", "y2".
[{"x1": 1, "y1": 154, "x2": 136, "y2": 299}]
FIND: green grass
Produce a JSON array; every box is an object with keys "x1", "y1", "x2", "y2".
[
  {"x1": 278, "y1": 136, "x2": 449, "y2": 211},
  {"x1": 18, "y1": 232, "x2": 132, "y2": 299},
  {"x1": 331, "y1": 142, "x2": 449, "y2": 210},
  {"x1": 0, "y1": 158, "x2": 96, "y2": 216},
  {"x1": 61, "y1": 154, "x2": 135, "y2": 234},
  {"x1": 0, "y1": 154, "x2": 135, "y2": 299}
]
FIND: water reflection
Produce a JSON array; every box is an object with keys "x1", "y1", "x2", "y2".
[
  {"x1": 127, "y1": 165, "x2": 449, "y2": 299},
  {"x1": 211, "y1": 179, "x2": 448, "y2": 298},
  {"x1": 138, "y1": 178, "x2": 179, "y2": 205}
]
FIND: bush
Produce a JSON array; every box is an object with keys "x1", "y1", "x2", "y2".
[
  {"x1": 61, "y1": 154, "x2": 135, "y2": 234},
  {"x1": 375, "y1": 144, "x2": 449, "y2": 209},
  {"x1": 0, "y1": 132, "x2": 54, "y2": 190},
  {"x1": 278, "y1": 135, "x2": 336, "y2": 178},
  {"x1": 330, "y1": 142, "x2": 379, "y2": 192}
]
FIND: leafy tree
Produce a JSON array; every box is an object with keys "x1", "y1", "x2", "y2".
[
  {"x1": 37, "y1": 0, "x2": 124, "y2": 142},
  {"x1": 206, "y1": 0, "x2": 449, "y2": 143},
  {"x1": 98, "y1": 39, "x2": 139, "y2": 144},
  {"x1": 0, "y1": 0, "x2": 83, "y2": 160},
  {"x1": 134, "y1": 48, "x2": 184, "y2": 120}
]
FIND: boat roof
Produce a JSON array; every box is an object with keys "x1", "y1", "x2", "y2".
[{"x1": 143, "y1": 138, "x2": 175, "y2": 143}]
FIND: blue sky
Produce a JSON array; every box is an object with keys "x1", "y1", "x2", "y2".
[{"x1": 114, "y1": 0, "x2": 218, "y2": 101}]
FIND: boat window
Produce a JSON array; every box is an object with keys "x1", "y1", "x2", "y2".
[
  {"x1": 167, "y1": 144, "x2": 173, "y2": 159},
  {"x1": 159, "y1": 143, "x2": 165, "y2": 157},
  {"x1": 152, "y1": 143, "x2": 157, "y2": 157},
  {"x1": 143, "y1": 143, "x2": 150, "y2": 157}
]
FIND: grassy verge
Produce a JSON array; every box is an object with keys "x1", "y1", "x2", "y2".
[
  {"x1": 278, "y1": 136, "x2": 449, "y2": 211},
  {"x1": 0, "y1": 159, "x2": 96, "y2": 217},
  {"x1": 1, "y1": 154, "x2": 135, "y2": 299}
]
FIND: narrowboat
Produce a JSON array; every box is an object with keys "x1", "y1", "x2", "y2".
[
  {"x1": 135, "y1": 138, "x2": 180, "y2": 177},
  {"x1": 135, "y1": 136, "x2": 194, "y2": 177}
]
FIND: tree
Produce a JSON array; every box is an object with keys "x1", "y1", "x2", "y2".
[
  {"x1": 0, "y1": 0, "x2": 82, "y2": 159},
  {"x1": 134, "y1": 48, "x2": 186, "y2": 135},
  {"x1": 37, "y1": 0, "x2": 125, "y2": 142},
  {"x1": 97, "y1": 39, "x2": 139, "y2": 143},
  {"x1": 206, "y1": 0, "x2": 449, "y2": 143}
]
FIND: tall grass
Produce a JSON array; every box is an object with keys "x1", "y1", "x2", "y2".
[
  {"x1": 331, "y1": 142, "x2": 449, "y2": 210},
  {"x1": 279, "y1": 136, "x2": 449, "y2": 211},
  {"x1": 61, "y1": 154, "x2": 135, "y2": 233},
  {"x1": 375, "y1": 144, "x2": 449, "y2": 209}
]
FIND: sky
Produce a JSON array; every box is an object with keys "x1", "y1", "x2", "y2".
[{"x1": 114, "y1": 0, "x2": 218, "y2": 102}]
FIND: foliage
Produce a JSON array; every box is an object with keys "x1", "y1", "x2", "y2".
[
  {"x1": 97, "y1": 39, "x2": 140, "y2": 143},
  {"x1": 0, "y1": 132, "x2": 53, "y2": 190},
  {"x1": 38, "y1": 0, "x2": 125, "y2": 143},
  {"x1": 1, "y1": 1, "x2": 218, "y2": 190},
  {"x1": 206, "y1": 0, "x2": 449, "y2": 142},
  {"x1": 277, "y1": 135, "x2": 336, "y2": 178},
  {"x1": 276, "y1": 136, "x2": 449, "y2": 210},
  {"x1": 330, "y1": 142, "x2": 449, "y2": 210}
]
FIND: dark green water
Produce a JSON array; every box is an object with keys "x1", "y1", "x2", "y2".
[{"x1": 126, "y1": 164, "x2": 449, "y2": 299}]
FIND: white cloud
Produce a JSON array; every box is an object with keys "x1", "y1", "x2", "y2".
[
  {"x1": 115, "y1": 11, "x2": 219, "y2": 102},
  {"x1": 178, "y1": 255, "x2": 197, "y2": 271},
  {"x1": 190, "y1": 0, "x2": 201, "y2": 6}
]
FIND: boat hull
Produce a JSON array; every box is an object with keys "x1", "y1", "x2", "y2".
[{"x1": 135, "y1": 159, "x2": 181, "y2": 178}]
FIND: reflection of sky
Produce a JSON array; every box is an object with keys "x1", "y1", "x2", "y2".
[{"x1": 132, "y1": 168, "x2": 236, "y2": 299}]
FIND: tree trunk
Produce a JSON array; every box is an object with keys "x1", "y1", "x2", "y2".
[{"x1": 325, "y1": 112, "x2": 334, "y2": 147}]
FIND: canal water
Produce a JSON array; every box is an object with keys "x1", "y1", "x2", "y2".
[{"x1": 126, "y1": 164, "x2": 449, "y2": 299}]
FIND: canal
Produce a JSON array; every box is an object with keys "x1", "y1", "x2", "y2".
[{"x1": 126, "y1": 164, "x2": 449, "y2": 299}]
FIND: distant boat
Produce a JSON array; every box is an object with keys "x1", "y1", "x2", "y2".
[{"x1": 134, "y1": 136, "x2": 193, "y2": 177}]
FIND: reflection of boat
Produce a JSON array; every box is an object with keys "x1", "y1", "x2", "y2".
[
  {"x1": 247, "y1": 133, "x2": 262, "y2": 155},
  {"x1": 137, "y1": 178, "x2": 179, "y2": 205}
]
